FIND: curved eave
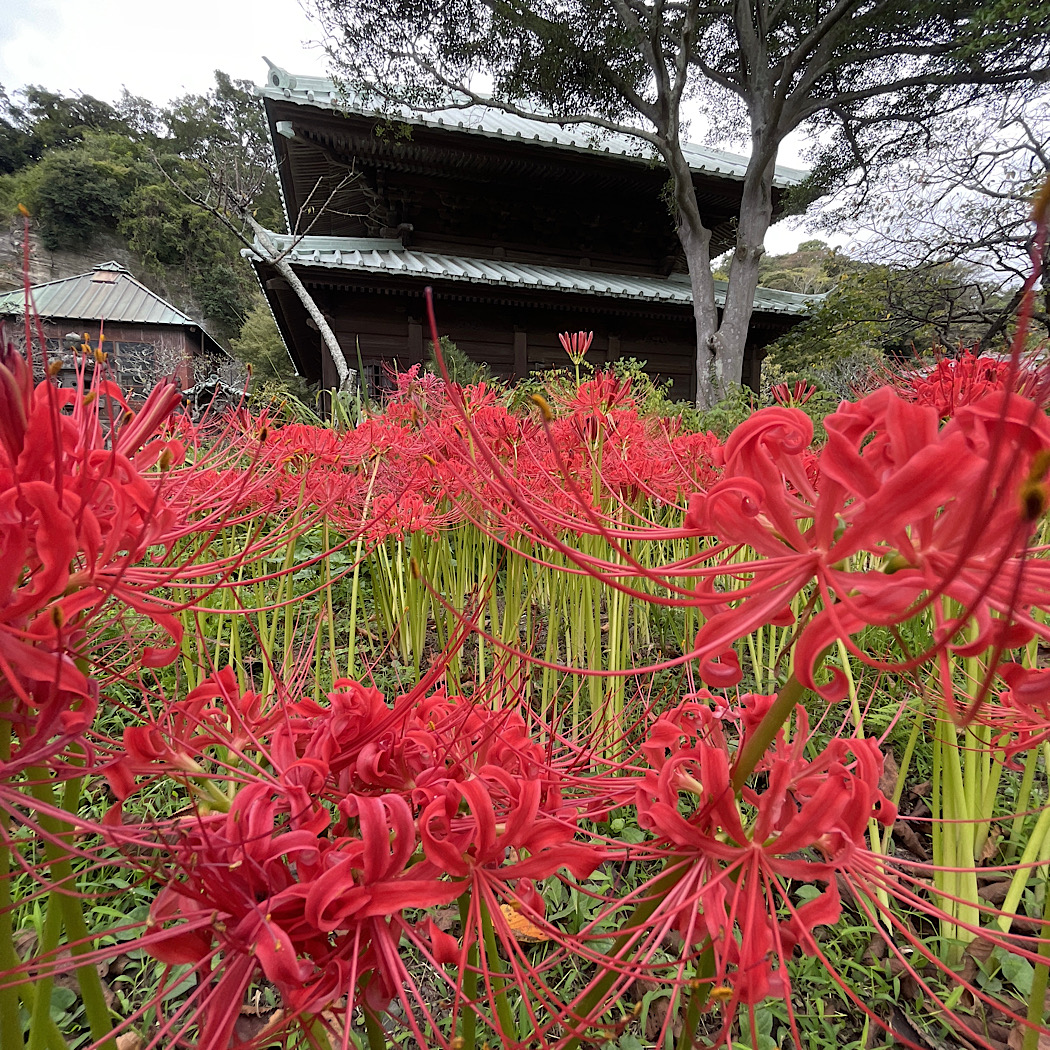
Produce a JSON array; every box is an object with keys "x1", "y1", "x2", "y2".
[
  {"x1": 243, "y1": 236, "x2": 819, "y2": 317},
  {"x1": 258, "y1": 64, "x2": 807, "y2": 190}
]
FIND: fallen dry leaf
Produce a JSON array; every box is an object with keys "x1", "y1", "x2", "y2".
[{"x1": 1008, "y1": 1025, "x2": 1050, "y2": 1049}]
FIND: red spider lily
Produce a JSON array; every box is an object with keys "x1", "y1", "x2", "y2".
[
  {"x1": 770, "y1": 379, "x2": 817, "y2": 407},
  {"x1": 0, "y1": 330, "x2": 188, "y2": 771},
  {"x1": 630, "y1": 704, "x2": 895, "y2": 1006},
  {"x1": 559, "y1": 330, "x2": 594, "y2": 365},
  {"x1": 684, "y1": 387, "x2": 1050, "y2": 700},
  {"x1": 107, "y1": 671, "x2": 605, "y2": 1048},
  {"x1": 890, "y1": 347, "x2": 1049, "y2": 419},
  {"x1": 138, "y1": 782, "x2": 462, "y2": 1049}
]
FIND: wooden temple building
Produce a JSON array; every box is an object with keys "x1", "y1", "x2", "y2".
[
  {"x1": 252, "y1": 61, "x2": 815, "y2": 401},
  {"x1": 0, "y1": 261, "x2": 222, "y2": 395}
]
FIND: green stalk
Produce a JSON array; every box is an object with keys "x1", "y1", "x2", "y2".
[
  {"x1": 363, "y1": 1007, "x2": 387, "y2": 1050},
  {"x1": 998, "y1": 752, "x2": 1050, "y2": 933},
  {"x1": 931, "y1": 717, "x2": 949, "y2": 938},
  {"x1": 561, "y1": 863, "x2": 690, "y2": 1050},
  {"x1": 731, "y1": 674, "x2": 805, "y2": 794},
  {"x1": 28, "y1": 770, "x2": 116, "y2": 1050},
  {"x1": 323, "y1": 521, "x2": 338, "y2": 684},
  {"x1": 479, "y1": 901, "x2": 515, "y2": 1039},
  {"x1": 939, "y1": 713, "x2": 980, "y2": 945},
  {"x1": 974, "y1": 743, "x2": 1006, "y2": 862},
  {"x1": 346, "y1": 462, "x2": 380, "y2": 679},
  {"x1": 836, "y1": 640, "x2": 891, "y2": 916},
  {"x1": 26, "y1": 887, "x2": 63, "y2": 1050},
  {"x1": 674, "y1": 945, "x2": 715, "y2": 1050},
  {"x1": 541, "y1": 586, "x2": 563, "y2": 722},
  {"x1": 0, "y1": 712, "x2": 24, "y2": 1050},
  {"x1": 395, "y1": 539, "x2": 410, "y2": 667},
  {"x1": 1022, "y1": 874, "x2": 1050, "y2": 1050},
  {"x1": 880, "y1": 704, "x2": 924, "y2": 853},
  {"x1": 458, "y1": 892, "x2": 479, "y2": 1050},
  {"x1": 477, "y1": 539, "x2": 489, "y2": 685},
  {"x1": 1007, "y1": 746, "x2": 1041, "y2": 863}
]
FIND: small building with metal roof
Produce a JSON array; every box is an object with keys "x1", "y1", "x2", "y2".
[
  {"x1": 252, "y1": 62, "x2": 817, "y2": 401},
  {"x1": 0, "y1": 261, "x2": 224, "y2": 393}
]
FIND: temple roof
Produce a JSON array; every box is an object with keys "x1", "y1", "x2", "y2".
[
  {"x1": 258, "y1": 61, "x2": 807, "y2": 190},
  {"x1": 246, "y1": 234, "x2": 819, "y2": 316},
  {"x1": 0, "y1": 262, "x2": 223, "y2": 353}
]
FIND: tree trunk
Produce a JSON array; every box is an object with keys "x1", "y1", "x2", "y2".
[
  {"x1": 664, "y1": 146, "x2": 723, "y2": 408},
  {"x1": 665, "y1": 123, "x2": 779, "y2": 409},
  {"x1": 715, "y1": 150, "x2": 778, "y2": 391},
  {"x1": 243, "y1": 215, "x2": 356, "y2": 395}
]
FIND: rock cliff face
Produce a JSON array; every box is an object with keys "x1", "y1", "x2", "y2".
[
  {"x1": 0, "y1": 219, "x2": 208, "y2": 330},
  {"x1": 0, "y1": 220, "x2": 136, "y2": 291}
]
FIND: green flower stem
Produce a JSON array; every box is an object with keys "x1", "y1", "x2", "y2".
[
  {"x1": 835, "y1": 640, "x2": 893, "y2": 918},
  {"x1": 998, "y1": 745, "x2": 1050, "y2": 933},
  {"x1": 322, "y1": 522, "x2": 338, "y2": 684},
  {"x1": 731, "y1": 673, "x2": 806, "y2": 794},
  {"x1": 541, "y1": 576, "x2": 563, "y2": 721},
  {"x1": 27, "y1": 770, "x2": 116, "y2": 1050},
  {"x1": 26, "y1": 887, "x2": 63, "y2": 1050},
  {"x1": 479, "y1": 900, "x2": 515, "y2": 1040},
  {"x1": 1007, "y1": 746, "x2": 1041, "y2": 863},
  {"x1": 458, "y1": 892, "x2": 479, "y2": 1050},
  {"x1": 674, "y1": 945, "x2": 715, "y2": 1050},
  {"x1": 363, "y1": 1006, "x2": 387, "y2": 1050},
  {"x1": 0, "y1": 711, "x2": 25, "y2": 1050},
  {"x1": 1022, "y1": 874, "x2": 1050, "y2": 1050},
  {"x1": 940, "y1": 712, "x2": 980, "y2": 945}
]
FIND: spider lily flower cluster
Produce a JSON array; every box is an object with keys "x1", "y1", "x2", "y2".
[{"x1": 4, "y1": 247, "x2": 1050, "y2": 1050}]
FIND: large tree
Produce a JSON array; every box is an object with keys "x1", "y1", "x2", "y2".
[
  {"x1": 810, "y1": 96, "x2": 1050, "y2": 348},
  {"x1": 309, "y1": 0, "x2": 1050, "y2": 406}
]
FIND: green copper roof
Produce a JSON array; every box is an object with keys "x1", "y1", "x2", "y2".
[
  {"x1": 259, "y1": 61, "x2": 808, "y2": 190},
  {"x1": 0, "y1": 262, "x2": 221, "y2": 350},
  {"x1": 246, "y1": 234, "x2": 819, "y2": 316}
]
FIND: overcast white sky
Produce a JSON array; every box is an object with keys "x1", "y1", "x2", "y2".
[{"x1": 0, "y1": 0, "x2": 818, "y2": 254}]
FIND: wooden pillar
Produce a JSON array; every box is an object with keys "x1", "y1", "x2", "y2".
[
  {"x1": 513, "y1": 328, "x2": 528, "y2": 380},
  {"x1": 408, "y1": 317, "x2": 424, "y2": 365},
  {"x1": 607, "y1": 334, "x2": 620, "y2": 366},
  {"x1": 742, "y1": 343, "x2": 767, "y2": 394}
]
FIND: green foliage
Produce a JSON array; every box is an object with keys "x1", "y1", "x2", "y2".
[
  {"x1": 35, "y1": 158, "x2": 124, "y2": 249},
  {"x1": 161, "y1": 72, "x2": 283, "y2": 230},
  {"x1": 0, "y1": 73, "x2": 280, "y2": 342},
  {"x1": 607, "y1": 356, "x2": 705, "y2": 427},
  {"x1": 192, "y1": 263, "x2": 252, "y2": 336},
  {"x1": 230, "y1": 297, "x2": 316, "y2": 405},
  {"x1": 0, "y1": 84, "x2": 140, "y2": 176},
  {"x1": 425, "y1": 335, "x2": 494, "y2": 386},
  {"x1": 694, "y1": 383, "x2": 758, "y2": 438},
  {"x1": 21, "y1": 133, "x2": 151, "y2": 250},
  {"x1": 761, "y1": 244, "x2": 1014, "y2": 398},
  {"x1": 754, "y1": 240, "x2": 850, "y2": 296},
  {"x1": 120, "y1": 176, "x2": 211, "y2": 267}
]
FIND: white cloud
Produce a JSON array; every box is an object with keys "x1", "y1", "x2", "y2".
[{"x1": 0, "y1": 0, "x2": 323, "y2": 103}]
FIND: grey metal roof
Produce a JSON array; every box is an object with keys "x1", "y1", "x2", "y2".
[
  {"x1": 246, "y1": 234, "x2": 818, "y2": 316},
  {"x1": 259, "y1": 61, "x2": 807, "y2": 190},
  {"x1": 0, "y1": 262, "x2": 224, "y2": 353}
]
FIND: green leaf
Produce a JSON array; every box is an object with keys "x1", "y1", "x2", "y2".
[
  {"x1": 48, "y1": 985, "x2": 77, "y2": 1021},
  {"x1": 998, "y1": 950, "x2": 1035, "y2": 997}
]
